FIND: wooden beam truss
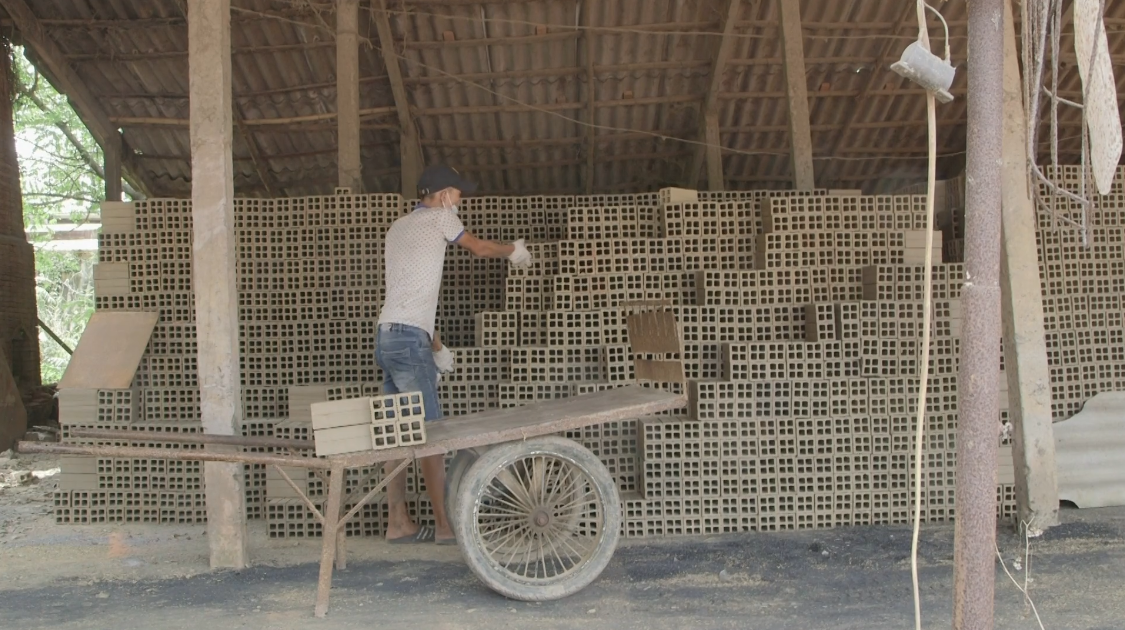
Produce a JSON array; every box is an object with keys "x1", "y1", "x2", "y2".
[{"x1": 687, "y1": 0, "x2": 742, "y2": 191}]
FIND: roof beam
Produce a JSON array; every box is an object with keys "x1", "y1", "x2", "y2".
[
  {"x1": 371, "y1": 0, "x2": 422, "y2": 197},
  {"x1": 337, "y1": 0, "x2": 363, "y2": 192},
  {"x1": 583, "y1": 0, "x2": 597, "y2": 194},
  {"x1": 687, "y1": 0, "x2": 742, "y2": 191},
  {"x1": 778, "y1": 0, "x2": 814, "y2": 190},
  {"x1": 0, "y1": 0, "x2": 155, "y2": 197},
  {"x1": 822, "y1": 3, "x2": 917, "y2": 184},
  {"x1": 103, "y1": 134, "x2": 122, "y2": 201}
]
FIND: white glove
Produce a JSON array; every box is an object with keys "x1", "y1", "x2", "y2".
[
  {"x1": 508, "y1": 239, "x2": 533, "y2": 269},
  {"x1": 433, "y1": 346, "x2": 455, "y2": 374}
]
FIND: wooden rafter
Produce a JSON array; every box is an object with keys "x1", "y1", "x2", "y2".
[
  {"x1": 822, "y1": 3, "x2": 917, "y2": 183},
  {"x1": 235, "y1": 116, "x2": 275, "y2": 197},
  {"x1": 778, "y1": 0, "x2": 814, "y2": 190},
  {"x1": 337, "y1": 0, "x2": 363, "y2": 192},
  {"x1": 370, "y1": 0, "x2": 422, "y2": 196},
  {"x1": 0, "y1": 0, "x2": 155, "y2": 197},
  {"x1": 687, "y1": 0, "x2": 742, "y2": 191},
  {"x1": 583, "y1": 0, "x2": 596, "y2": 194}
]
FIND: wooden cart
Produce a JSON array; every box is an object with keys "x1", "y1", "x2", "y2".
[{"x1": 20, "y1": 385, "x2": 685, "y2": 617}]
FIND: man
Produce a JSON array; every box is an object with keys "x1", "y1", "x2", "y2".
[{"x1": 377, "y1": 164, "x2": 532, "y2": 544}]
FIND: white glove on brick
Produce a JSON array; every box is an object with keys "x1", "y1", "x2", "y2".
[
  {"x1": 508, "y1": 239, "x2": 533, "y2": 269},
  {"x1": 433, "y1": 346, "x2": 455, "y2": 374}
]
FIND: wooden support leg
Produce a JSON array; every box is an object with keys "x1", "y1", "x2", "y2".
[
  {"x1": 336, "y1": 526, "x2": 347, "y2": 571},
  {"x1": 315, "y1": 463, "x2": 346, "y2": 618}
]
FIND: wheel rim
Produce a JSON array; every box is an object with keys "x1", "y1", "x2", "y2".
[{"x1": 471, "y1": 452, "x2": 605, "y2": 585}]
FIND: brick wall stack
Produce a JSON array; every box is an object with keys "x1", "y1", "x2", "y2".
[{"x1": 50, "y1": 167, "x2": 1125, "y2": 535}]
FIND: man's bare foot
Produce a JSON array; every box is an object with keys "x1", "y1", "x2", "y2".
[{"x1": 384, "y1": 522, "x2": 420, "y2": 541}]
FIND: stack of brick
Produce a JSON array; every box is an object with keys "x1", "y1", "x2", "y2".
[{"x1": 52, "y1": 167, "x2": 1125, "y2": 536}]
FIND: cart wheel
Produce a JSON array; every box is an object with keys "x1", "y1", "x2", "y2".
[
  {"x1": 454, "y1": 436, "x2": 621, "y2": 601},
  {"x1": 444, "y1": 447, "x2": 484, "y2": 532}
]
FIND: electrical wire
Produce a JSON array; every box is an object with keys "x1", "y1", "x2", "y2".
[
  {"x1": 908, "y1": 4, "x2": 941, "y2": 630},
  {"x1": 250, "y1": 0, "x2": 968, "y2": 42},
  {"x1": 229, "y1": 4, "x2": 963, "y2": 166}
]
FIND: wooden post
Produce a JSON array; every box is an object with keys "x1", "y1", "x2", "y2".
[
  {"x1": 1000, "y1": 0, "x2": 1059, "y2": 530},
  {"x1": 315, "y1": 462, "x2": 346, "y2": 618},
  {"x1": 686, "y1": 0, "x2": 741, "y2": 190},
  {"x1": 703, "y1": 113, "x2": 723, "y2": 190},
  {"x1": 583, "y1": 0, "x2": 597, "y2": 194},
  {"x1": 337, "y1": 0, "x2": 363, "y2": 192},
  {"x1": 188, "y1": 0, "x2": 248, "y2": 570},
  {"x1": 778, "y1": 0, "x2": 815, "y2": 190},
  {"x1": 372, "y1": 1, "x2": 423, "y2": 198},
  {"x1": 103, "y1": 135, "x2": 122, "y2": 202}
]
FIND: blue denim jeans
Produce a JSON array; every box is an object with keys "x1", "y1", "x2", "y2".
[{"x1": 375, "y1": 323, "x2": 443, "y2": 421}]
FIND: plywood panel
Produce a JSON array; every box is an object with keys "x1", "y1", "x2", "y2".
[{"x1": 58, "y1": 311, "x2": 159, "y2": 390}]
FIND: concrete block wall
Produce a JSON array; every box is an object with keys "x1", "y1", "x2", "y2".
[{"x1": 52, "y1": 168, "x2": 1125, "y2": 535}]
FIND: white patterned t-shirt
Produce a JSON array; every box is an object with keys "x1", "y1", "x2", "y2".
[{"x1": 377, "y1": 205, "x2": 465, "y2": 338}]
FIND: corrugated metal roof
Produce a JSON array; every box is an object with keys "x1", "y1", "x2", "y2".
[{"x1": 9, "y1": 0, "x2": 1125, "y2": 197}]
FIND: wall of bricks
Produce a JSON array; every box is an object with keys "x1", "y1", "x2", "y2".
[{"x1": 51, "y1": 167, "x2": 1125, "y2": 535}]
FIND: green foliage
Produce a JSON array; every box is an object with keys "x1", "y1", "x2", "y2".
[
  {"x1": 12, "y1": 47, "x2": 106, "y2": 383},
  {"x1": 34, "y1": 250, "x2": 95, "y2": 383}
]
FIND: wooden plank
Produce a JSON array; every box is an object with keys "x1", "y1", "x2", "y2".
[
  {"x1": 1000, "y1": 0, "x2": 1059, "y2": 528},
  {"x1": 58, "y1": 311, "x2": 158, "y2": 390},
  {"x1": 419, "y1": 386, "x2": 683, "y2": 450},
  {"x1": 625, "y1": 311, "x2": 681, "y2": 354},
  {"x1": 18, "y1": 442, "x2": 336, "y2": 470},
  {"x1": 778, "y1": 0, "x2": 815, "y2": 190},
  {"x1": 336, "y1": 385, "x2": 685, "y2": 466},
  {"x1": 22, "y1": 386, "x2": 686, "y2": 470},
  {"x1": 635, "y1": 360, "x2": 685, "y2": 383}
]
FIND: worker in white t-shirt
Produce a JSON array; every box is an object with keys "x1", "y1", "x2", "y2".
[{"x1": 377, "y1": 164, "x2": 532, "y2": 545}]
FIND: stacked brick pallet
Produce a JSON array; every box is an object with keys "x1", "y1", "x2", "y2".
[
  {"x1": 52, "y1": 168, "x2": 1125, "y2": 535},
  {"x1": 1036, "y1": 166, "x2": 1125, "y2": 421}
]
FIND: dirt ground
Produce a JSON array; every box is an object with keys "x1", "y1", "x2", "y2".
[{"x1": 2, "y1": 450, "x2": 1124, "y2": 630}]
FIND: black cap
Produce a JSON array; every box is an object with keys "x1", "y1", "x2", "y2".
[{"x1": 417, "y1": 164, "x2": 478, "y2": 197}]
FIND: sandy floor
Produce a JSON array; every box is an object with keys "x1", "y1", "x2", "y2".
[{"x1": 2, "y1": 449, "x2": 1124, "y2": 629}]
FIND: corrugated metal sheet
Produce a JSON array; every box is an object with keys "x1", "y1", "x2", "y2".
[{"x1": 11, "y1": 0, "x2": 1125, "y2": 197}]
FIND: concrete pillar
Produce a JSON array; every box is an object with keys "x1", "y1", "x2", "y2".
[
  {"x1": 188, "y1": 0, "x2": 248, "y2": 569},
  {"x1": 104, "y1": 135, "x2": 123, "y2": 202},
  {"x1": 0, "y1": 41, "x2": 40, "y2": 391},
  {"x1": 1000, "y1": 0, "x2": 1059, "y2": 530},
  {"x1": 336, "y1": 0, "x2": 362, "y2": 192}
]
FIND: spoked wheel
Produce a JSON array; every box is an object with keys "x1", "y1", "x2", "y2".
[{"x1": 454, "y1": 436, "x2": 621, "y2": 601}]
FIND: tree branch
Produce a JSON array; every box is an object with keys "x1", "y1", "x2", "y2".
[{"x1": 15, "y1": 71, "x2": 141, "y2": 200}]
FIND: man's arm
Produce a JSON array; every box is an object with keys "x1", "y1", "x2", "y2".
[{"x1": 454, "y1": 231, "x2": 517, "y2": 259}]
